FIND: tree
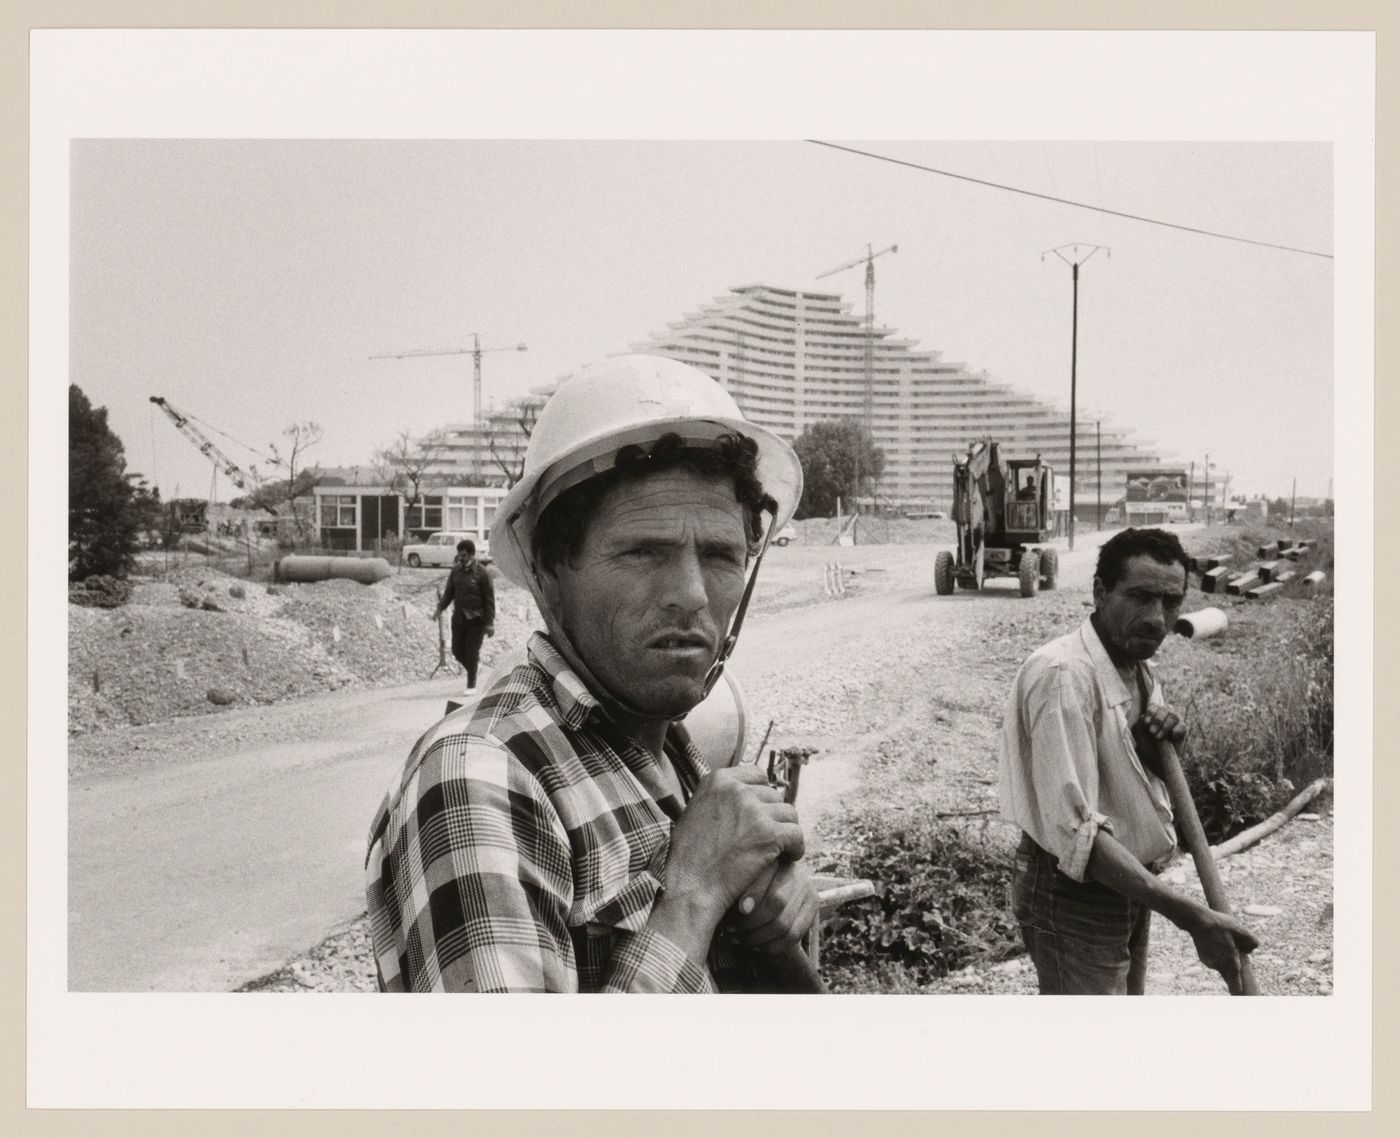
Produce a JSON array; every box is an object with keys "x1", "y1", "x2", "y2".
[
  {"x1": 267, "y1": 421, "x2": 324, "y2": 538},
  {"x1": 69, "y1": 385, "x2": 144, "y2": 580},
  {"x1": 376, "y1": 428, "x2": 449, "y2": 506},
  {"x1": 791, "y1": 419, "x2": 886, "y2": 519},
  {"x1": 483, "y1": 395, "x2": 544, "y2": 487},
  {"x1": 128, "y1": 477, "x2": 165, "y2": 547},
  {"x1": 374, "y1": 428, "x2": 451, "y2": 558}
]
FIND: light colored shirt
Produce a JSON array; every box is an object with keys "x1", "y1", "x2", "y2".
[{"x1": 998, "y1": 619, "x2": 1177, "y2": 882}]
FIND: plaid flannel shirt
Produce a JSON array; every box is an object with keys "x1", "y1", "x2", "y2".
[{"x1": 365, "y1": 632, "x2": 762, "y2": 993}]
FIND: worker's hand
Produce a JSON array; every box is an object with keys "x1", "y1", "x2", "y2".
[
  {"x1": 485, "y1": 624, "x2": 495, "y2": 638},
  {"x1": 1140, "y1": 704, "x2": 1187, "y2": 745},
  {"x1": 664, "y1": 766, "x2": 805, "y2": 931},
  {"x1": 1132, "y1": 705, "x2": 1186, "y2": 778},
  {"x1": 725, "y1": 860, "x2": 819, "y2": 956},
  {"x1": 1186, "y1": 907, "x2": 1259, "y2": 995}
]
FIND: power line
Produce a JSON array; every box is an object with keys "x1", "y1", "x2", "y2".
[{"x1": 806, "y1": 140, "x2": 1333, "y2": 260}]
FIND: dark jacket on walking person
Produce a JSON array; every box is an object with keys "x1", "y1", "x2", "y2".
[{"x1": 436, "y1": 540, "x2": 495, "y2": 689}]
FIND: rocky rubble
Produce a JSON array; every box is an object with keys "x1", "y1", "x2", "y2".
[{"x1": 68, "y1": 563, "x2": 534, "y2": 738}]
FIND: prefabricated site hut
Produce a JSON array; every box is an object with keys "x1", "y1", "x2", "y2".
[{"x1": 313, "y1": 481, "x2": 508, "y2": 553}]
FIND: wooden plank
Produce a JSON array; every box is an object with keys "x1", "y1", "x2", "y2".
[
  {"x1": 1201, "y1": 566, "x2": 1233, "y2": 594},
  {"x1": 1256, "y1": 559, "x2": 1281, "y2": 581},
  {"x1": 1246, "y1": 581, "x2": 1284, "y2": 600},
  {"x1": 1226, "y1": 573, "x2": 1261, "y2": 595},
  {"x1": 1256, "y1": 541, "x2": 1280, "y2": 559}
]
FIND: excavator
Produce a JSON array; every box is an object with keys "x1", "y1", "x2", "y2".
[{"x1": 934, "y1": 439, "x2": 1059, "y2": 598}]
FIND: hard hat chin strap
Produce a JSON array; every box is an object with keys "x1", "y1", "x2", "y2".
[{"x1": 699, "y1": 511, "x2": 777, "y2": 701}]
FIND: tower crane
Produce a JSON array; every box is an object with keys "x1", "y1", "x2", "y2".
[
  {"x1": 816, "y1": 242, "x2": 898, "y2": 514},
  {"x1": 149, "y1": 395, "x2": 278, "y2": 516},
  {"x1": 370, "y1": 335, "x2": 528, "y2": 432}
]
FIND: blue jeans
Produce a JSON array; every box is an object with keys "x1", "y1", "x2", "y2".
[{"x1": 1011, "y1": 834, "x2": 1152, "y2": 995}]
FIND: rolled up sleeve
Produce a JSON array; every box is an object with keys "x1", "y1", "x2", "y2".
[{"x1": 1023, "y1": 662, "x2": 1113, "y2": 882}]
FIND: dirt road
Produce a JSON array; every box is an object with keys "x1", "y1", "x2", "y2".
[{"x1": 70, "y1": 530, "x2": 1102, "y2": 991}]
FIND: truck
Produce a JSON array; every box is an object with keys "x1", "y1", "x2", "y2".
[{"x1": 934, "y1": 440, "x2": 1059, "y2": 598}]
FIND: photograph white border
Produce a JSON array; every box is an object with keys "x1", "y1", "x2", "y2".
[{"x1": 28, "y1": 27, "x2": 1375, "y2": 1112}]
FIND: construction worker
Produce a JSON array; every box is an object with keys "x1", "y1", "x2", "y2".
[
  {"x1": 435, "y1": 538, "x2": 495, "y2": 692},
  {"x1": 998, "y1": 527, "x2": 1259, "y2": 994},
  {"x1": 1018, "y1": 473, "x2": 1037, "y2": 500},
  {"x1": 366, "y1": 354, "x2": 817, "y2": 992}
]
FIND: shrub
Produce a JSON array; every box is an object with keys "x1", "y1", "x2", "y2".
[
  {"x1": 68, "y1": 574, "x2": 133, "y2": 608},
  {"x1": 812, "y1": 807, "x2": 1021, "y2": 993},
  {"x1": 1175, "y1": 594, "x2": 1333, "y2": 841}
]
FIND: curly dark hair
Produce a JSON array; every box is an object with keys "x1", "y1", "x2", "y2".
[
  {"x1": 532, "y1": 431, "x2": 776, "y2": 573},
  {"x1": 1095, "y1": 526, "x2": 1192, "y2": 589}
]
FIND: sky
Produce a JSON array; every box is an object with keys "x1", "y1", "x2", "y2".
[{"x1": 69, "y1": 137, "x2": 1333, "y2": 504}]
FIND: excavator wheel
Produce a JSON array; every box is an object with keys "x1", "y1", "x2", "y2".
[
  {"x1": 934, "y1": 551, "x2": 954, "y2": 595},
  {"x1": 1018, "y1": 550, "x2": 1041, "y2": 597},
  {"x1": 1040, "y1": 548, "x2": 1059, "y2": 590}
]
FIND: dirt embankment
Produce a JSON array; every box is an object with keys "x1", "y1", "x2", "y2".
[{"x1": 68, "y1": 561, "x2": 535, "y2": 739}]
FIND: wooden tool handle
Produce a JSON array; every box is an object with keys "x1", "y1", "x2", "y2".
[
  {"x1": 759, "y1": 941, "x2": 829, "y2": 994},
  {"x1": 1157, "y1": 739, "x2": 1258, "y2": 996}
]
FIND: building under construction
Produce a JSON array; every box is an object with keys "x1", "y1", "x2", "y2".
[{"x1": 418, "y1": 283, "x2": 1215, "y2": 518}]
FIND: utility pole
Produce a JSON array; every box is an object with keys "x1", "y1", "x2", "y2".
[
  {"x1": 1290, "y1": 476, "x2": 1297, "y2": 528},
  {"x1": 817, "y1": 242, "x2": 898, "y2": 534},
  {"x1": 1095, "y1": 419, "x2": 1101, "y2": 530},
  {"x1": 370, "y1": 335, "x2": 527, "y2": 478},
  {"x1": 1043, "y1": 244, "x2": 1110, "y2": 551},
  {"x1": 1188, "y1": 461, "x2": 1195, "y2": 521},
  {"x1": 1203, "y1": 454, "x2": 1211, "y2": 525}
]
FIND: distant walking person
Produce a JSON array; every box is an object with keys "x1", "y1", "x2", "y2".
[
  {"x1": 998, "y1": 527, "x2": 1258, "y2": 994},
  {"x1": 436, "y1": 539, "x2": 495, "y2": 691}
]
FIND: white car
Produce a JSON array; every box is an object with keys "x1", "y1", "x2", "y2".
[
  {"x1": 402, "y1": 530, "x2": 492, "y2": 568},
  {"x1": 773, "y1": 523, "x2": 797, "y2": 547}
]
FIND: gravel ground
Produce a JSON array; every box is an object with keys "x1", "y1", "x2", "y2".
[{"x1": 71, "y1": 520, "x2": 1333, "y2": 994}]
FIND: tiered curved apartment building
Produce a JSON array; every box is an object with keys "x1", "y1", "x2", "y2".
[
  {"x1": 421, "y1": 282, "x2": 1209, "y2": 520},
  {"x1": 627, "y1": 283, "x2": 1191, "y2": 518}
]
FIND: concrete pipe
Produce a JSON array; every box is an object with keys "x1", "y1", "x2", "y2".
[
  {"x1": 1174, "y1": 607, "x2": 1229, "y2": 640},
  {"x1": 1303, "y1": 570, "x2": 1327, "y2": 587},
  {"x1": 275, "y1": 554, "x2": 393, "y2": 584}
]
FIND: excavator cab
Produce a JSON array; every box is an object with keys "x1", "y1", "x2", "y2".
[
  {"x1": 1004, "y1": 459, "x2": 1053, "y2": 537},
  {"x1": 935, "y1": 441, "x2": 1059, "y2": 598}
]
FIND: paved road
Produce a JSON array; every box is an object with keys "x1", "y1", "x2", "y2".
[
  {"x1": 68, "y1": 529, "x2": 1117, "y2": 993},
  {"x1": 68, "y1": 681, "x2": 461, "y2": 991}
]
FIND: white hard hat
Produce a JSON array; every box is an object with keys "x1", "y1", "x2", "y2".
[{"x1": 493, "y1": 354, "x2": 803, "y2": 590}]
